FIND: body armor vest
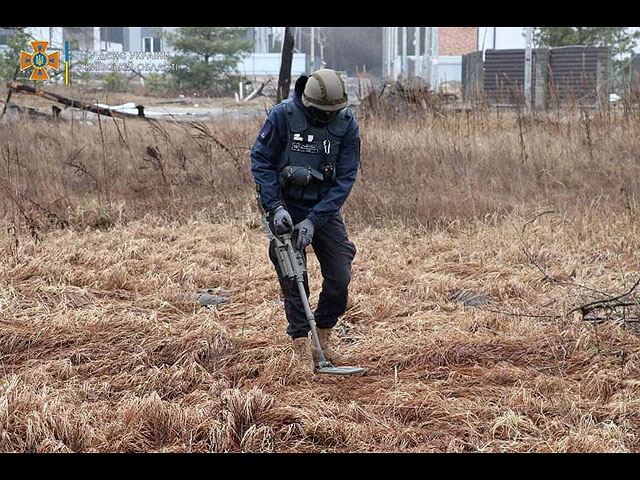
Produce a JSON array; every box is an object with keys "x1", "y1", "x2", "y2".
[{"x1": 276, "y1": 98, "x2": 352, "y2": 203}]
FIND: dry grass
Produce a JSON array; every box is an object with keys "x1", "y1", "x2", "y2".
[{"x1": 1, "y1": 101, "x2": 640, "y2": 452}]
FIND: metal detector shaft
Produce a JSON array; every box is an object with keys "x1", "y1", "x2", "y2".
[
  {"x1": 283, "y1": 238, "x2": 331, "y2": 367},
  {"x1": 261, "y1": 214, "x2": 365, "y2": 375},
  {"x1": 262, "y1": 217, "x2": 329, "y2": 364}
]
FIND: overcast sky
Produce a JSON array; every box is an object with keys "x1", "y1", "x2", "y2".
[
  {"x1": 477, "y1": 27, "x2": 533, "y2": 50},
  {"x1": 481, "y1": 27, "x2": 640, "y2": 52}
]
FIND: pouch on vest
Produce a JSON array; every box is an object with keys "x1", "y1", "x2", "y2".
[{"x1": 280, "y1": 165, "x2": 325, "y2": 187}]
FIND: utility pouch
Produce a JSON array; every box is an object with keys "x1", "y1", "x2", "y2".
[
  {"x1": 319, "y1": 162, "x2": 336, "y2": 183},
  {"x1": 280, "y1": 165, "x2": 325, "y2": 187}
]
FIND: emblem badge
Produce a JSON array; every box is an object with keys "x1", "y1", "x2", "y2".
[{"x1": 21, "y1": 41, "x2": 60, "y2": 81}]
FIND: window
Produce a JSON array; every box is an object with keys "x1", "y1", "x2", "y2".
[
  {"x1": 143, "y1": 36, "x2": 162, "y2": 52},
  {"x1": 143, "y1": 37, "x2": 152, "y2": 52}
]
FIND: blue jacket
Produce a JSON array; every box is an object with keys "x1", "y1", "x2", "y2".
[{"x1": 250, "y1": 75, "x2": 360, "y2": 228}]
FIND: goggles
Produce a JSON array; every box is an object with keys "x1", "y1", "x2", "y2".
[{"x1": 307, "y1": 107, "x2": 338, "y2": 125}]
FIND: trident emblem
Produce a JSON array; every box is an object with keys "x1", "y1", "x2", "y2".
[{"x1": 20, "y1": 41, "x2": 60, "y2": 81}]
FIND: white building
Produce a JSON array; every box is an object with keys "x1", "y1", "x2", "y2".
[
  {"x1": 1, "y1": 27, "x2": 308, "y2": 77},
  {"x1": 0, "y1": 27, "x2": 177, "y2": 53}
]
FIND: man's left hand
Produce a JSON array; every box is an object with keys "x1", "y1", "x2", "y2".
[{"x1": 293, "y1": 219, "x2": 315, "y2": 250}]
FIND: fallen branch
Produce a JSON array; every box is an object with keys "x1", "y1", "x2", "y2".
[
  {"x1": 568, "y1": 284, "x2": 640, "y2": 318},
  {"x1": 479, "y1": 305, "x2": 564, "y2": 320},
  {"x1": 480, "y1": 213, "x2": 640, "y2": 327},
  {"x1": 6, "y1": 81, "x2": 144, "y2": 119}
]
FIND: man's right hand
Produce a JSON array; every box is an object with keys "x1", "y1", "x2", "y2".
[{"x1": 272, "y1": 206, "x2": 293, "y2": 234}]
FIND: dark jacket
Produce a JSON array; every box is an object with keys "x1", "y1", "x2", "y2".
[{"x1": 250, "y1": 75, "x2": 360, "y2": 228}]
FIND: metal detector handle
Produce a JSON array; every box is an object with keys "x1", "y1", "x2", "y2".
[
  {"x1": 282, "y1": 236, "x2": 330, "y2": 367},
  {"x1": 263, "y1": 216, "x2": 299, "y2": 278},
  {"x1": 261, "y1": 214, "x2": 331, "y2": 368}
]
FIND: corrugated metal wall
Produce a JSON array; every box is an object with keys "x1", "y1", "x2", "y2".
[
  {"x1": 483, "y1": 49, "x2": 549, "y2": 107},
  {"x1": 548, "y1": 46, "x2": 612, "y2": 104},
  {"x1": 461, "y1": 46, "x2": 612, "y2": 107}
]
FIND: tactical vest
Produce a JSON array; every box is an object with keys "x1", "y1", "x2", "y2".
[{"x1": 276, "y1": 98, "x2": 352, "y2": 203}]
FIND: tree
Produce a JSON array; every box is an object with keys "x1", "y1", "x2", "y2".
[
  {"x1": 164, "y1": 27, "x2": 253, "y2": 93},
  {"x1": 0, "y1": 28, "x2": 32, "y2": 81},
  {"x1": 532, "y1": 27, "x2": 640, "y2": 61},
  {"x1": 276, "y1": 27, "x2": 294, "y2": 103}
]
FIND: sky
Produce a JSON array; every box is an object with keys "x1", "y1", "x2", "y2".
[
  {"x1": 481, "y1": 27, "x2": 640, "y2": 53},
  {"x1": 485, "y1": 27, "x2": 527, "y2": 49}
]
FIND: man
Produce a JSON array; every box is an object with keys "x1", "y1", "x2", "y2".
[{"x1": 250, "y1": 69, "x2": 360, "y2": 375}]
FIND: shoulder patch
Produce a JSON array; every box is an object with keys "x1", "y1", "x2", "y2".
[{"x1": 258, "y1": 121, "x2": 273, "y2": 144}]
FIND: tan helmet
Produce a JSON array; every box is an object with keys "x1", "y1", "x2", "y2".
[{"x1": 302, "y1": 69, "x2": 348, "y2": 112}]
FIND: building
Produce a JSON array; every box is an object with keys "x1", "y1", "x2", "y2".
[
  {"x1": 99, "y1": 27, "x2": 176, "y2": 53},
  {"x1": 0, "y1": 27, "x2": 178, "y2": 53},
  {"x1": 382, "y1": 27, "x2": 481, "y2": 87},
  {"x1": 440, "y1": 27, "x2": 478, "y2": 55},
  {"x1": 438, "y1": 27, "x2": 479, "y2": 87}
]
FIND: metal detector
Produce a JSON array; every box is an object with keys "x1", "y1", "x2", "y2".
[{"x1": 263, "y1": 216, "x2": 365, "y2": 375}]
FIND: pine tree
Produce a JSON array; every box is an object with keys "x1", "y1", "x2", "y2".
[
  {"x1": 164, "y1": 27, "x2": 253, "y2": 93},
  {"x1": 0, "y1": 28, "x2": 32, "y2": 81}
]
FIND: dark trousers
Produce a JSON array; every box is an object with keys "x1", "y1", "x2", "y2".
[{"x1": 269, "y1": 213, "x2": 357, "y2": 339}]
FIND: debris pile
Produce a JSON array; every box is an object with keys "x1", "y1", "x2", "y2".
[{"x1": 358, "y1": 78, "x2": 454, "y2": 117}]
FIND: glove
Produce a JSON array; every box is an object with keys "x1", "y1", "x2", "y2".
[
  {"x1": 272, "y1": 206, "x2": 293, "y2": 234},
  {"x1": 293, "y1": 218, "x2": 315, "y2": 250}
]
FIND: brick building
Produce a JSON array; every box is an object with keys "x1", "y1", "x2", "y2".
[{"x1": 439, "y1": 27, "x2": 478, "y2": 55}]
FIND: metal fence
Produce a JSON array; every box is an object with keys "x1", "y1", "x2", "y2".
[
  {"x1": 462, "y1": 46, "x2": 613, "y2": 107},
  {"x1": 547, "y1": 46, "x2": 612, "y2": 105}
]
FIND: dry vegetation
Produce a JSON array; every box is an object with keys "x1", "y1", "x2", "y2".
[{"x1": 1, "y1": 97, "x2": 640, "y2": 452}]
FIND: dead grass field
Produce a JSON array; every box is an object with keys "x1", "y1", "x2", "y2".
[{"x1": 1, "y1": 100, "x2": 640, "y2": 452}]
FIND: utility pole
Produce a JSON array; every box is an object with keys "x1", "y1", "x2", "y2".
[
  {"x1": 291, "y1": 27, "x2": 301, "y2": 53},
  {"x1": 391, "y1": 27, "x2": 398, "y2": 80},
  {"x1": 317, "y1": 27, "x2": 325, "y2": 69},
  {"x1": 310, "y1": 26, "x2": 315, "y2": 71},
  {"x1": 415, "y1": 27, "x2": 421, "y2": 78},
  {"x1": 425, "y1": 27, "x2": 432, "y2": 86},
  {"x1": 383, "y1": 26, "x2": 393, "y2": 79},
  {"x1": 430, "y1": 27, "x2": 439, "y2": 91},
  {"x1": 391, "y1": 27, "x2": 396, "y2": 79},
  {"x1": 382, "y1": 27, "x2": 387, "y2": 78},
  {"x1": 402, "y1": 27, "x2": 407, "y2": 79},
  {"x1": 524, "y1": 26, "x2": 532, "y2": 114},
  {"x1": 388, "y1": 27, "x2": 392, "y2": 80}
]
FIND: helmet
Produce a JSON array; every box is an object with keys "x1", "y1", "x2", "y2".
[{"x1": 302, "y1": 69, "x2": 348, "y2": 112}]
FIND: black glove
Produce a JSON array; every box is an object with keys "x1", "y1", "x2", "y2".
[
  {"x1": 272, "y1": 206, "x2": 293, "y2": 234},
  {"x1": 293, "y1": 218, "x2": 315, "y2": 250}
]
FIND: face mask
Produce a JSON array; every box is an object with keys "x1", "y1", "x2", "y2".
[{"x1": 307, "y1": 107, "x2": 338, "y2": 125}]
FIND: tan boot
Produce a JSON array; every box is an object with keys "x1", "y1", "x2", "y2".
[
  {"x1": 311, "y1": 328, "x2": 350, "y2": 365},
  {"x1": 292, "y1": 336, "x2": 315, "y2": 375}
]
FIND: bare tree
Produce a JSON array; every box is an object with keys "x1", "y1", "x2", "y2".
[{"x1": 277, "y1": 27, "x2": 295, "y2": 104}]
